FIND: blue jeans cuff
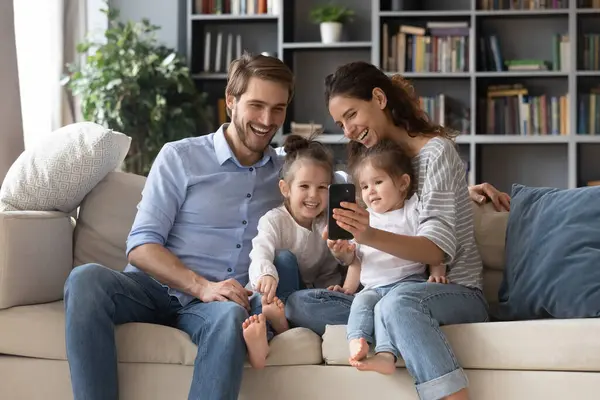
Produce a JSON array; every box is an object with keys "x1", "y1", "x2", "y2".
[
  {"x1": 373, "y1": 345, "x2": 399, "y2": 360},
  {"x1": 346, "y1": 332, "x2": 374, "y2": 344},
  {"x1": 416, "y1": 367, "x2": 468, "y2": 400}
]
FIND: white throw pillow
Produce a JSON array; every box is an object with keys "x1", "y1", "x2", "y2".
[{"x1": 0, "y1": 122, "x2": 131, "y2": 213}]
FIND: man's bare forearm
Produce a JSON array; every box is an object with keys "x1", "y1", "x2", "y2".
[{"x1": 128, "y1": 243, "x2": 207, "y2": 298}]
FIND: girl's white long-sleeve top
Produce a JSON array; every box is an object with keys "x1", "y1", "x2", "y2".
[{"x1": 248, "y1": 205, "x2": 341, "y2": 290}]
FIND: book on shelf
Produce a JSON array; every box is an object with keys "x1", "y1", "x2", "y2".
[
  {"x1": 194, "y1": 0, "x2": 279, "y2": 15},
  {"x1": 577, "y1": 0, "x2": 600, "y2": 8},
  {"x1": 479, "y1": 84, "x2": 569, "y2": 136},
  {"x1": 577, "y1": 86, "x2": 600, "y2": 135},
  {"x1": 419, "y1": 94, "x2": 470, "y2": 135},
  {"x1": 478, "y1": 0, "x2": 567, "y2": 10},
  {"x1": 581, "y1": 34, "x2": 600, "y2": 71},
  {"x1": 203, "y1": 32, "x2": 242, "y2": 73},
  {"x1": 479, "y1": 34, "x2": 569, "y2": 72},
  {"x1": 217, "y1": 98, "x2": 228, "y2": 125},
  {"x1": 382, "y1": 22, "x2": 471, "y2": 73}
]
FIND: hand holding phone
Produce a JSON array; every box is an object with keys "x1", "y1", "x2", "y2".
[{"x1": 327, "y1": 183, "x2": 356, "y2": 240}]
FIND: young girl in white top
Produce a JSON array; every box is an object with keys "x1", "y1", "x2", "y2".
[
  {"x1": 327, "y1": 139, "x2": 448, "y2": 367},
  {"x1": 242, "y1": 133, "x2": 341, "y2": 369}
]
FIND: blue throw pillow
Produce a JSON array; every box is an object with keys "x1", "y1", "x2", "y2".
[{"x1": 497, "y1": 183, "x2": 600, "y2": 320}]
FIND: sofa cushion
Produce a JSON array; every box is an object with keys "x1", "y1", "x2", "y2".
[
  {"x1": 0, "y1": 301, "x2": 323, "y2": 367},
  {"x1": 498, "y1": 184, "x2": 600, "y2": 320},
  {"x1": 73, "y1": 172, "x2": 146, "y2": 270},
  {"x1": 322, "y1": 321, "x2": 600, "y2": 371},
  {"x1": 0, "y1": 122, "x2": 131, "y2": 213}
]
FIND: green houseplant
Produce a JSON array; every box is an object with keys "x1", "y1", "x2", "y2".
[
  {"x1": 62, "y1": 6, "x2": 212, "y2": 176},
  {"x1": 310, "y1": 4, "x2": 354, "y2": 43}
]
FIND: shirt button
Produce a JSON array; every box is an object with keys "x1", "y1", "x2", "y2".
[
  {"x1": 249, "y1": 167, "x2": 254, "y2": 172},
  {"x1": 242, "y1": 220, "x2": 247, "y2": 225},
  {"x1": 246, "y1": 193, "x2": 251, "y2": 198},
  {"x1": 236, "y1": 244, "x2": 241, "y2": 248},
  {"x1": 227, "y1": 268, "x2": 232, "y2": 272}
]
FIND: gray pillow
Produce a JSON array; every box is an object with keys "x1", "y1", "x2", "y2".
[{"x1": 497, "y1": 183, "x2": 600, "y2": 320}]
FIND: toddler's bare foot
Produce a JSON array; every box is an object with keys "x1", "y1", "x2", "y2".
[
  {"x1": 350, "y1": 352, "x2": 396, "y2": 375},
  {"x1": 261, "y1": 296, "x2": 289, "y2": 334},
  {"x1": 348, "y1": 337, "x2": 369, "y2": 362},
  {"x1": 242, "y1": 314, "x2": 269, "y2": 369}
]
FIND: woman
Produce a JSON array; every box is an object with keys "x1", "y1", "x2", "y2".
[{"x1": 285, "y1": 61, "x2": 510, "y2": 400}]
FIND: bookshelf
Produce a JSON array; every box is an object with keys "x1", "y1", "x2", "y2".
[{"x1": 185, "y1": 0, "x2": 600, "y2": 193}]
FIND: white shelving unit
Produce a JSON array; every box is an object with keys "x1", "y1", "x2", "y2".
[{"x1": 186, "y1": 0, "x2": 600, "y2": 192}]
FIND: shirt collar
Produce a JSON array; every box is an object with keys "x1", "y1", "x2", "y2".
[{"x1": 213, "y1": 123, "x2": 277, "y2": 168}]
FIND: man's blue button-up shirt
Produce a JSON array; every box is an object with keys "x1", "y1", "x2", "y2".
[{"x1": 124, "y1": 125, "x2": 285, "y2": 306}]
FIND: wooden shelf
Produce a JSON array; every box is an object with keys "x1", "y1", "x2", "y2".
[
  {"x1": 282, "y1": 42, "x2": 372, "y2": 50},
  {"x1": 190, "y1": 14, "x2": 278, "y2": 21},
  {"x1": 475, "y1": 9, "x2": 568, "y2": 16}
]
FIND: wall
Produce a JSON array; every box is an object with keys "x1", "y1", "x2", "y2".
[
  {"x1": 108, "y1": 0, "x2": 185, "y2": 51},
  {"x1": 0, "y1": 0, "x2": 24, "y2": 183}
]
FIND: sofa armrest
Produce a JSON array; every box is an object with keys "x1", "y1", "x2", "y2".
[{"x1": 0, "y1": 211, "x2": 74, "y2": 309}]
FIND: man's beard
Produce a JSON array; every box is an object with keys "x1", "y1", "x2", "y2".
[{"x1": 232, "y1": 112, "x2": 275, "y2": 154}]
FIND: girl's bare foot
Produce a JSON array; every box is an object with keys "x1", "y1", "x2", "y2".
[
  {"x1": 348, "y1": 337, "x2": 369, "y2": 362},
  {"x1": 242, "y1": 314, "x2": 269, "y2": 369},
  {"x1": 261, "y1": 296, "x2": 289, "y2": 334},
  {"x1": 350, "y1": 352, "x2": 396, "y2": 375}
]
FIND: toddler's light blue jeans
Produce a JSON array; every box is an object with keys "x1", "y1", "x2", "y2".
[
  {"x1": 345, "y1": 279, "x2": 411, "y2": 343},
  {"x1": 286, "y1": 275, "x2": 489, "y2": 400}
]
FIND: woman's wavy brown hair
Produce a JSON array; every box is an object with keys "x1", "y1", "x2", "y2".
[{"x1": 324, "y1": 61, "x2": 459, "y2": 141}]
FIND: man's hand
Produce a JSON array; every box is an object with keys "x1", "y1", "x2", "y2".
[
  {"x1": 427, "y1": 275, "x2": 450, "y2": 284},
  {"x1": 256, "y1": 275, "x2": 278, "y2": 303},
  {"x1": 196, "y1": 279, "x2": 252, "y2": 311},
  {"x1": 327, "y1": 285, "x2": 354, "y2": 295},
  {"x1": 469, "y1": 183, "x2": 511, "y2": 212}
]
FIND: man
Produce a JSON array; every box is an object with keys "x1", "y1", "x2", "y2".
[
  {"x1": 63, "y1": 53, "x2": 296, "y2": 400},
  {"x1": 64, "y1": 52, "x2": 509, "y2": 400}
]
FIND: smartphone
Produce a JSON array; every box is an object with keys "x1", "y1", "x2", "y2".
[{"x1": 327, "y1": 183, "x2": 356, "y2": 240}]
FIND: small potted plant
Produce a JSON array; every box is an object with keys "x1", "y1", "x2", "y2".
[{"x1": 310, "y1": 3, "x2": 354, "y2": 44}]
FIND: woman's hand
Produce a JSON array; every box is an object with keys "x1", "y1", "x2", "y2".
[
  {"x1": 427, "y1": 275, "x2": 450, "y2": 284},
  {"x1": 327, "y1": 285, "x2": 354, "y2": 295},
  {"x1": 469, "y1": 183, "x2": 511, "y2": 212},
  {"x1": 332, "y1": 202, "x2": 374, "y2": 244}
]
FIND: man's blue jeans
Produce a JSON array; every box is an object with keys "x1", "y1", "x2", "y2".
[
  {"x1": 64, "y1": 251, "x2": 300, "y2": 400},
  {"x1": 286, "y1": 277, "x2": 489, "y2": 400}
]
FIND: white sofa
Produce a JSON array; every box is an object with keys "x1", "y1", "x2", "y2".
[{"x1": 1, "y1": 171, "x2": 600, "y2": 400}]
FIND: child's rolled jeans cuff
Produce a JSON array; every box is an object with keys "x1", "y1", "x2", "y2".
[{"x1": 416, "y1": 367, "x2": 468, "y2": 400}]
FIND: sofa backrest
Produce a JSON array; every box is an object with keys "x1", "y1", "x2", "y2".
[
  {"x1": 73, "y1": 172, "x2": 510, "y2": 305},
  {"x1": 73, "y1": 172, "x2": 146, "y2": 271},
  {"x1": 472, "y1": 203, "x2": 509, "y2": 306}
]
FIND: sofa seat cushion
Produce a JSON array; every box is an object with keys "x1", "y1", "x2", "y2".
[
  {"x1": 322, "y1": 319, "x2": 600, "y2": 372},
  {"x1": 0, "y1": 301, "x2": 323, "y2": 366}
]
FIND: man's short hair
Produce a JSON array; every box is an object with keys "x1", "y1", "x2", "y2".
[{"x1": 225, "y1": 52, "x2": 295, "y2": 116}]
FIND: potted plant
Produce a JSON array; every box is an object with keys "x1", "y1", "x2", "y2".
[
  {"x1": 62, "y1": 6, "x2": 212, "y2": 176},
  {"x1": 310, "y1": 3, "x2": 355, "y2": 44}
]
